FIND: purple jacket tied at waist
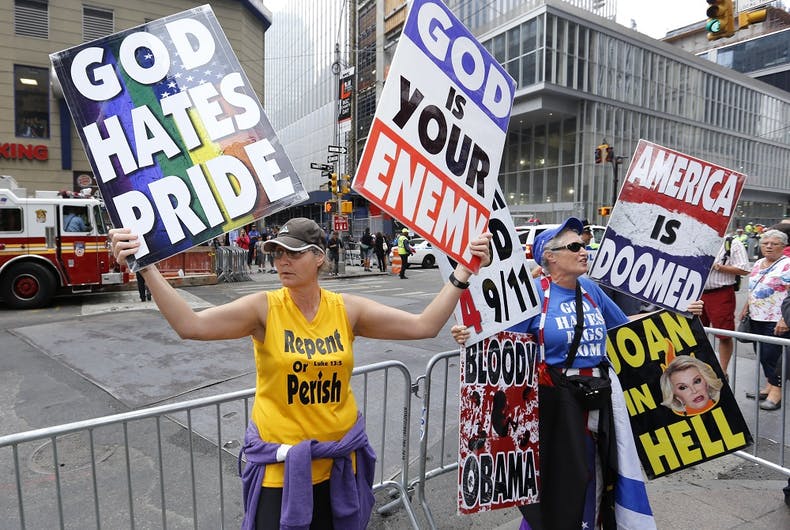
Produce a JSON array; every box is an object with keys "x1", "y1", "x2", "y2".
[{"x1": 238, "y1": 414, "x2": 376, "y2": 530}]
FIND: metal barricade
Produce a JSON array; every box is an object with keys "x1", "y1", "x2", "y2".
[
  {"x1": 214, "y1": 246, "x2": 251, "y2": 283},
  {"x1": 0, "y1": 361, "x2": 417, "y2": 529},
  {"x1": 412, "y1": 350, "x2": 460, "y2": 530},
  {"x1": 345, "y1": 242, "x2": 362, "y2": 266},
  {"x1": 411, "y1": 329, "x2": 790, "y2": 530},
  {"x1": 703, "y1": 325, "x2": 790, "y2": 477}
]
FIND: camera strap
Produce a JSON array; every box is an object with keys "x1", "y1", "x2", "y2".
[{"x1": 563, "y1": 281, "x2": 584, "y2": 370}]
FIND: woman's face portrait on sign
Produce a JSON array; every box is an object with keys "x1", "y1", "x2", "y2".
[
  {"x1": 668, "y1": 366, "x2": 710, "y2": 411},
  {"x1": 660, "y1": 355, "x2": 723, "y2": 416}
]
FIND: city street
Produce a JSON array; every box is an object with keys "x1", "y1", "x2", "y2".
[{"x1": 1, "y1": 269, "x2": 789, "y2": 528}]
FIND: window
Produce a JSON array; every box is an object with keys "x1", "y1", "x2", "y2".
[
  {"x1": 15, "y1": 65, "x2": 49, "y2": 139},
  {"x1": 83, "y1": 6, "x2": 114, "y2": 41},
  {"x1": 15, "y1": 0, "x2": 48, "y2": 39},
  {"x1": 62, "y1": 205, "x2": 91, "y2": 233},
  {"x1": 0, "y1": 209, "x2": 23, "y2": 232}
]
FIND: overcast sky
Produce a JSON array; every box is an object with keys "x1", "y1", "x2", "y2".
[{"x1": 616, "y1": 0, "x2": 706, "y2": 39}]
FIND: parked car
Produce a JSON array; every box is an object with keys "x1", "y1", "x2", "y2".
[
  {"x1": 515, "y1": 223, "x2": 606, "y2": 271},
  {"x1": 407, "y1": 238, "x2": 438, "y2": 268}
]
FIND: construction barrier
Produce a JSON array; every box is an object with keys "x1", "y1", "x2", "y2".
[{"x1": 391, "y1": 247, "x2": 402, "y2": 275}]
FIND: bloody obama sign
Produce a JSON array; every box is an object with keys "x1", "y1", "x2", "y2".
[{"x1": 50, "y1": 5, "x2": 308, "y2": 271}]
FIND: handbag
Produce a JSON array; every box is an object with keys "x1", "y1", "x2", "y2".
[
  {"x1": 736, "y1": 312, "x2": 753, "y2": 343},
  {"x1": 545, "y1": 282, "x2": 612, "y2": 410}
]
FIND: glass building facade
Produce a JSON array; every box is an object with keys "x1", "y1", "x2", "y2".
[
  {"x1": 263, "y1": 0, "x2": 350, "y2": 193},
  {"x1": 472, "y1": 0, "x2": 790, "y2": 225}
]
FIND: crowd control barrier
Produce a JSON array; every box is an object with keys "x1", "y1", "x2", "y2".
[
  {"x1": 1, "y1": 329, "x2": 788, "y2": 529},
  {"x1": 0, "y1": 361, "x2": 417, "y2": 530},
  {"x1": 409, "y1": 330, "x2": 790, "y2": 529},
  {"x1": 214, "y1": 246, "x2": 251, "y2": 283}
]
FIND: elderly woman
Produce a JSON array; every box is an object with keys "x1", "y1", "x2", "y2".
[
  {"x1": 453, "y1": 217, "x2": 703, "y2": 530},
  {"x1": 110, "y1": 218, "x2": 491, "y2": 530},
  {"x1": 739, "y1": 228, "x2": 790, "y2": 410}
]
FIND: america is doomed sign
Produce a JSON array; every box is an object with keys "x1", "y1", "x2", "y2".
[
  {"x1": 50, "y1": 5, "x2": 308, "y2": 270},
  {"x1": 589, "y1": 140, "x2": 746, "y2": 315}
]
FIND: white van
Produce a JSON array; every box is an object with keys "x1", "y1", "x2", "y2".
[{"x1": 515, "y1": 223, "x2": 606, "y2": 271}]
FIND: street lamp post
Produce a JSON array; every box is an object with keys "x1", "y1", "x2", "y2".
[{"x1": 332, "y1": 43, "x2": 346, "y2": 274}]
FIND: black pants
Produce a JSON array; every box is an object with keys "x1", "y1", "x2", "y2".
[
  {"x1": 135, "y1": 272, "x2": 149, "y2": 301},
  {"x1": 399, "y1": 254, "x2": 409, "y2": 278},
  {"x1": 255, "y1": 480, "x2": 334, "y2": 530},
  {"x1": 374, "y1": 249, "x2": 386, "y2": 271}
]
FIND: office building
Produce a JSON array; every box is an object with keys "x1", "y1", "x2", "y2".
[{"x1": 356, "y1": 0, "x2": 790, "y2": 226}]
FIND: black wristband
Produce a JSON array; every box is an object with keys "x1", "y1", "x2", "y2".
[{"x1": 448, "y1": 272, "x2": 470, "y2": 290}]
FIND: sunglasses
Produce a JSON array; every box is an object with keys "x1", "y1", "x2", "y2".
[
  {"x1": 549, "y1": 241, "x2": 585, "y2": 253},
  {"x1": 273, "y1": 248, "x2": 312, "y2": 260}
]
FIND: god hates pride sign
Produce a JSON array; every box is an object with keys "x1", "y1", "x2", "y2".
[
  {"x1": 50, "y1": 5, "x2": 308, "y2": 270},
  {"x1": 352, "y1": 0, "x2": 515, "y2": 271},
  {"x1": 589, "y1": 140, "x2": 746, "y2": 315}
]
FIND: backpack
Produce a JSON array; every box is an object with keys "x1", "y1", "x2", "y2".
[{"x1": 722, "y1": 236, "x2": 741, "y2": 291}]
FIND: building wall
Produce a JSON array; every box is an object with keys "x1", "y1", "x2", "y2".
[
  {"x1": 0, "y1": 0, "x2": 269, "y2": 193},
  {"x1": 263, "y1": 0, "x2": 349, "y2": 192}
]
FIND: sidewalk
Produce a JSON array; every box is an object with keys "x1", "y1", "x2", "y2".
[{"x1": 368, "y1": 452, "x2": 790, "y2": 529}]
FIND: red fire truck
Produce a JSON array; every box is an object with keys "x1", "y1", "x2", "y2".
[{"x1": 0, "y1": 175, "x2": 125, "y2": 309}]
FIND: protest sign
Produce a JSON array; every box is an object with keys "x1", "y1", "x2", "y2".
[
  {"x1": 352, "y1": 0, "x2": 515, "y2": 272},
  {"x1": 50, "y1": 5, "x2": 308, "y2": 271},
  {"x1": 458, "y1": 331, "x2": 539, "y2": 513},
  {"x1": 607, "y1": 310, "x2": 751, "y2": 479},
  {"x1": 589, "y1": 140, "x2": 746, "y2": 314},
  {"x1": 438, "y1": 185, "x2": 541, "y2": 343}
]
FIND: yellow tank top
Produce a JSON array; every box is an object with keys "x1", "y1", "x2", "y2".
[{"x1": 252, "y1": 288, "x2": 357, "y2": 487}]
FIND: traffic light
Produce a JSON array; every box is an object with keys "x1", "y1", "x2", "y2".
[
  {"x1": 340, "y1": 200, "x2": 353, "y2": 214},
  {"x1": 606, "y1": 145, "x2": 614, "y2": 163},
  {"x1": 706, "y1": 0, "x2": 735, "y2": 41},
  {"x1": 739, "y1": 9, "x2": 767, "y2": 29},
  {"x1": 329, "y1": 173, "x2": 338, "y2": 194},
  {"x1": 340, "y1": 174, "x2": 351, "y2": 195},
  {"x1": 595, "y1": 143, "x2": 609, "y2": 164},
  {"x1": 597, "y1": 206, "x2": 612, "y2": 216},
  {"x1": 324, "y1": 201, "x2": 336, "y2": 213}
]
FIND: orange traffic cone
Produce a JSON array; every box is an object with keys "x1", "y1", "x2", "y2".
[{"x1": 391, "y1": 247, "x2": 401, "y2": 276}]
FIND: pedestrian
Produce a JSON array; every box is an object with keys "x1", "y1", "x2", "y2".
[
  {"x1": 738, "y1": 229, "x2": 790, "y2": 410},
  {"x1": 701, "y1": 235, "x2": 750, "y2": 376},
  {"x1": 397, "y1": 228, "x2": 414, "y2": 279},
  {"x1": 451, "y1": 217, "x2": 703, "y2": 530},
  {"x1": 135, "y1": 271, "x2": 151, "y2": 302},
  {"x1": 237, "y1": 228, "x2": 250, "y2": 251},
  {"x1": 255, "y1": 239, "x2": 266, "y2": 272},
  {"x1": 327, "y1": 231, "x2": 341, "y2": 275},
  {"x1": 359, "y1": 228, "x2": 374, "y2": 271},
  {"x1": 374, "y1": 232, "x2": 387, "y2": 273},
  {"x1": 109, "y1": 218, "x2": 492, "y2": 530},
  {"x1": 248, "y1": 225, "x2": 261, "y2": 270}
]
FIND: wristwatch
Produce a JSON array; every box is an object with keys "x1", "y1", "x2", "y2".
[{"x1": 448, "y1": 272, "x2": 470, "y2": 290}]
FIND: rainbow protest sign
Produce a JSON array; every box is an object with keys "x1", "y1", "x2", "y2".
[{"x1": 50, "y1": 5, "x2": 307, "y2": 270}]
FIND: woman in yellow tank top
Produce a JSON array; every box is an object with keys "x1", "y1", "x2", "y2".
[{"x1": 110, "y1": 217, "x2": 491, "y2": 530}]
